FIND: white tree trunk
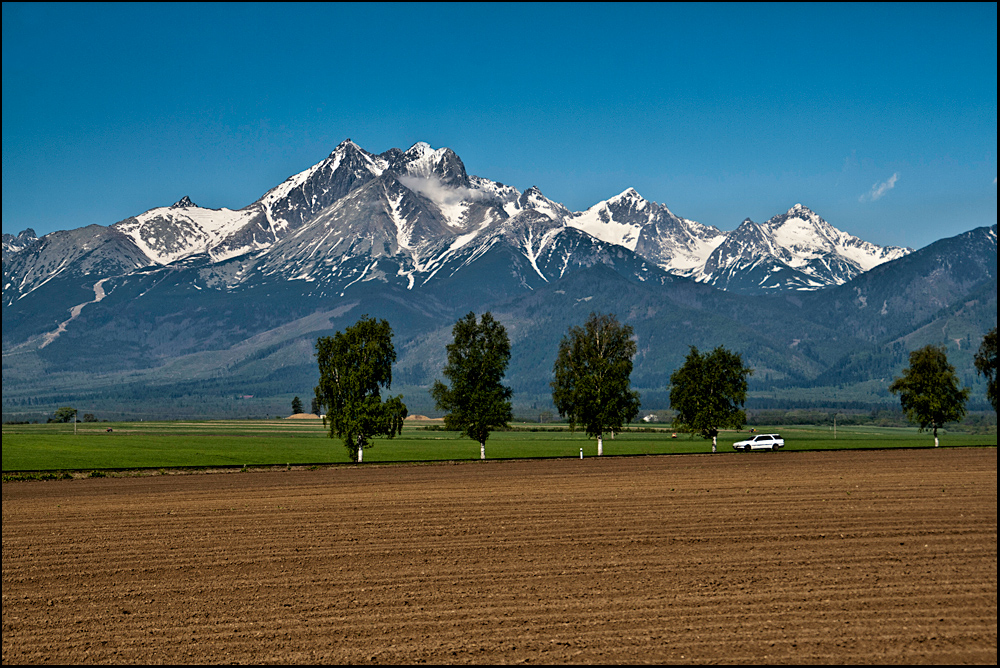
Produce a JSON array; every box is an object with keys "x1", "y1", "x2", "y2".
[
  {"x1": 480, "y1": 442, "x2": 486, "y2": 460},
  {"x1": 358, "y1": 445, "x2": 363, "y2": 462},
  {"x1": 712, "y1": 435, "x2": 717, "y2": 453},
  {"x1": 598, "y1": 434, "x2": 603, "y2": 456},
  {"x1": 934, "y1": 435, "x2": 939, "y2": 448}
]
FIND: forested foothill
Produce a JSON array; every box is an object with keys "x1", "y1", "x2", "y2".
[{"x1": 2, "y1": 220, "x2": 995, "y2": 423}]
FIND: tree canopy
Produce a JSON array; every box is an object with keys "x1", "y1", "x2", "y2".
[
  {"x1": 314, "y1": 316, "x2": 408, "y2": 462},
  {"x1": 973, "y1": 327, "x2": 997, "y2": 412},
  {"x1": 669, "y1": 345, "x2": 753, "y2": 452},
  {"x1": 50, "y1": 407, "x2": 78, "y2": 423},
  {"x1": 291, "y1": 396, "x2": 304, "y2": 415},
  {"x1": 431, "y1": 312, "x2": 513, "y2": 459},
  {"x1": 889, "y1": 344, "x2": 970, "y2": 447},
  {"x1": 551, "y1": 312, "x2": 641, "y2": 455}
]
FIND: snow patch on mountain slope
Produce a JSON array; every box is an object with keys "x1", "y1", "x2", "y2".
[
  {"x1": 115, "y1": 205, "x2": 260, "y2": 265},
  {"x1": 386, "y1": 189, "x2": 414, "y2": 250},
  {"x1": 763, "y1": 204, "x2": 909, "y2": 274},
  {"x1": 262, "y1": 155, "x2": 342, "y2": 214},
  {"x1": 568, "y1": 190, "x2": 645, "y2": 250},
  {"x1": 669, "y1": 239, "x2": 729, "y2": 279},
  {"x1": 520, "y1": 225, "x2": 563, "y2": 281},
  {"x1": 468, "y1": 176, "x2": 521, "y2": 213}
]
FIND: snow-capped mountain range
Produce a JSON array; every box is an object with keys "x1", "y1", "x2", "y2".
[
  {"x1": 4, "y1": 139, "x2": 910, "y2": 303},
  {"x1": 3, "y1": 139, "x2": 995, "y2": 422}
]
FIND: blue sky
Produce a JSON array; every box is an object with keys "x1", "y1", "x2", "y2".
[{"x1": 3, "y1": 2, "x2": 996, "y2": 249}]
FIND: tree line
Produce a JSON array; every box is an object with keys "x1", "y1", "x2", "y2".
[{"x1": 312, "y1": 313, "x2": 997, "y2": 461}]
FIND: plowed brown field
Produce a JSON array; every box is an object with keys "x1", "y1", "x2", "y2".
[{"x1": 3, "y1": 448, "x2": 996, "y2": 664}]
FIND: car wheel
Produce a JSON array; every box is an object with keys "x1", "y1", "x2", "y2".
[
  {"x1": 772, "y1": 444, "x2": 778, "y2": 451},
  {"x1": 745, "y1": 445, "x2": 752, "y2": 452}
]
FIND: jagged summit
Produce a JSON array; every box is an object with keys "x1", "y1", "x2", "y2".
[
  {"x1": 2, "y1": 228, "x2": 40, "y2": 255},
  {"x1": 393, "y1": 142, "x2": 469, "y2": 188},
  {"x1": 3, "y1": 139, "x2": 915, "y2": 301}
]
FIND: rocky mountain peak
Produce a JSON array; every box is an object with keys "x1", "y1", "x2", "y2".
[
  {"x1": 2, "y1": 228, "x2": 40, "y2": 255},
  {"x1": 517, "y1": 186, "x2": 545, "y2": 206},
  {"x1": 329, "y1": 138, "x2": 368, "y2": 160},
  {"x1": 607, "y1": 187, "x2": 642, "y2": 204},
  {"x1": 393, "y1": 143, "x2": 469, "y2": 188},
  {"x1": 171, "y1": 196, "x2": 196, "y2": 209}
]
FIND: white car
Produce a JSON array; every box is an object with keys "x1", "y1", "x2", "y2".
[{"x1": 733, "y1": 433, "x2": 785, "y2": 451}]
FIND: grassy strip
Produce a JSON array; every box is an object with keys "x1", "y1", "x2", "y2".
[{"x1": 2, "y1": 421, "x2": 995, "y2": 472}]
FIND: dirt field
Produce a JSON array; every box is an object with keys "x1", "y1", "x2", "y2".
[{"x1": 3, "y1": 448, "x2": 996, "y2": 664}]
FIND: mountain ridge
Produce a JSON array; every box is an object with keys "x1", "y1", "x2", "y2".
[
  {"x1": 3, "y1": 140, "x2": 993, "y2": 421},
  {"x1": 4, "y1": 140, "x2": 912, "y2": 303}
]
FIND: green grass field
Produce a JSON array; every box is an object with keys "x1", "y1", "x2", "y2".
[{"x1": 1, "y1": 419, "x2": 995, "y2": 472}]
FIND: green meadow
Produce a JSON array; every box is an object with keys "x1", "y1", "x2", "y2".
[{"x1": 2, "y1": 419, "x2": 994, "y2": 473}]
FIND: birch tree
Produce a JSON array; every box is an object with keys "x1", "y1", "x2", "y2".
[
  {"x1": 890, "y1": 344, "x2": 970, "y2": 447},
  {"x1": 314, "y1": 316, "x2": 407, "y2": 462},
  {"x1": 669, "y1": 345, "x2": 753, "y2": 452},
  {"x1": 551, "y1": 312, "x2": 641, "y2": 455},
  {"x1": 431, "y1": 312, "x2": 513, "y2": 459}
]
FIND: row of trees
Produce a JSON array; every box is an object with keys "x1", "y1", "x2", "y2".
[
  {"x1": 313, "y1": 313, "x2": 997, "y2": 461},
  {"x1": 313, "y1": 311, "x2": 755, "y2": 460},
  {"x1": 46, "y1": 407, "x2": 100, "y2": 423}
]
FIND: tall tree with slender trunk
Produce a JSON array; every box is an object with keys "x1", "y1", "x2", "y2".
[
  {"x1": 669, "y1": 346, "x2": 753, "y2": 452},
  {"x1": 551, "y1": 312, "x2": 641, "y2": 455},
  {"x1": 890, "y1": 344, "x2": 970, "y2": 447},
  {"x1": 314, "y1": 316, "x2": 407, "y2": 462},
  {"x1": 431, "y1": 312, "x2": 513, "y2": 460}
]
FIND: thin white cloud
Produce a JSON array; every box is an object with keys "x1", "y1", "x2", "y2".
[
  {"x1": 860, "y1": 173, "x2": 899, "y2": 202},
  {"x1": 397, "y1": 174, "x2": 486, "y2": 207}
]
